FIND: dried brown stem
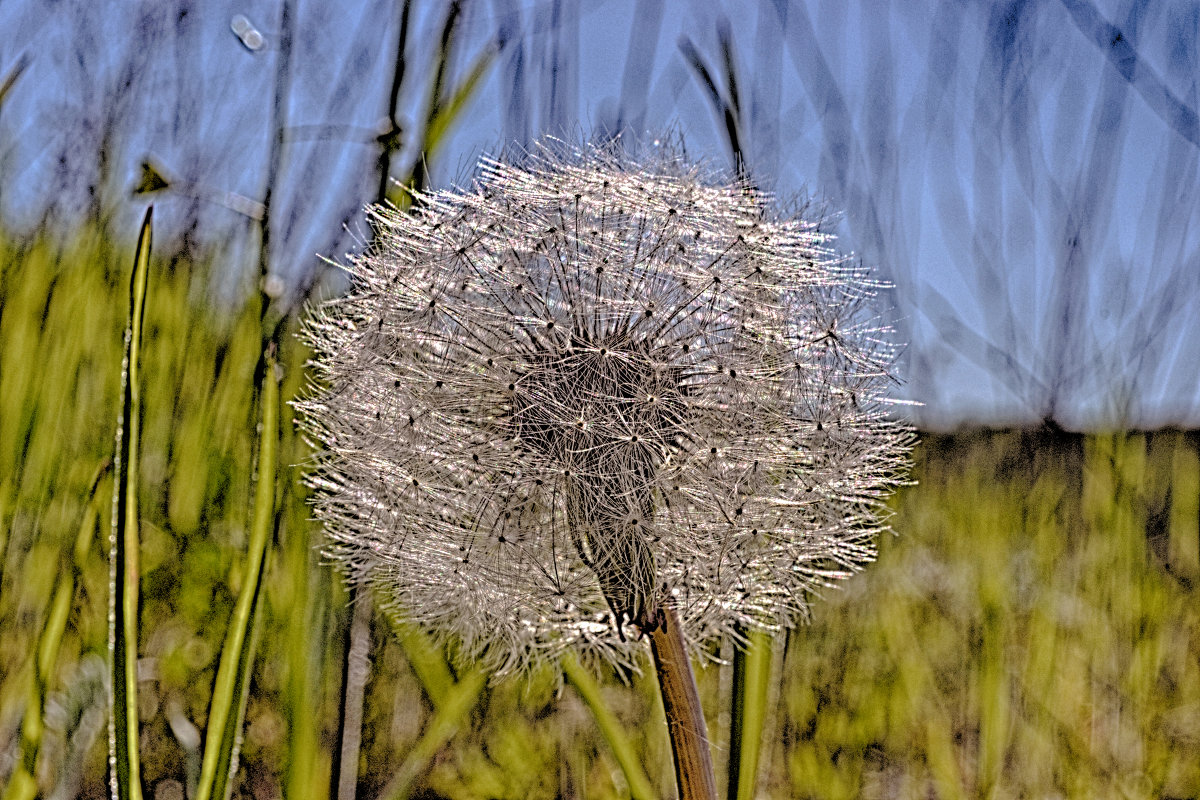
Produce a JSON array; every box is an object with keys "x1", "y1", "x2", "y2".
[{"x1": 648, "y1": 603, "x2": 717, "y2": 800}]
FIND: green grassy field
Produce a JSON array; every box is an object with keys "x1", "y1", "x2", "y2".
[{"x1": 2, "y1": 226, "x2": 1199, "y2": 800}]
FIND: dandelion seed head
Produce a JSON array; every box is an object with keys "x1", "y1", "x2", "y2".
[{"x1": 296, "y1": 139, "x2": 915, "y2": 675}]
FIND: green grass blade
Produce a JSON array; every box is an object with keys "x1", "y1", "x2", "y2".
[
  {"x1": 562, "y1": 653, "x2": 658, "y2": 800},
  {"x1": 374, "y1": 613, "x2": 498, "y2": 799},
  {"x1": 0, "y1": 53, "x2": 29, "y2": 110},
  {"x1": 0, "y1": 477, "x2": 11, "y2": 587},
  {"x1": 377, "y1": 666, "x2": 488, "y2": 800},
  {"x1": 727, "y1": 628, "x2": 772, "y2": 800},
  {"x1": 397, "y1": 9, "x2": 492, "y2": 204},
  {"x1": 422, "y1": 45, "x2": 494, "y2": 164},
  {"x1": 1169, "y1": 434, "x2": 1200, "y2": 579},
  {"x1": 385, "y1": 618, "x2": 457, "y2": 707},
  {"x1": 279, "y1": 433, "x2": 324, "y2": 800},
  {"x1": 378, "y1": 607, "x2": 497, "y2": 800},
  {"x1": 109, "y1": 207, "x2": 153, "y2": 800},
  {"x1": 194, "y1": 350, "x2": 281, "y2": 800}
]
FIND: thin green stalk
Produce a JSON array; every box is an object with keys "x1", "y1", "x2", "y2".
[
  {"x1": 322, "y1": 24, "x2": 498, "y2": 790},
  {"x1": 109, "y1": 207, "x2": 153, "y2": 800},
  {"x1": 0, "y1": 477, "x2": 11, "y2": 588},
  {"x1": 403, "y1": 1, "x2": 495, "y2": 199},
  {"x1": 377, "y1": 615, "x2": 491, "y2": 799},
  {"x1": 255, "y1": 0, "x2": 292, "y2": 350},
  {"x1": 280, "y1": 450, "x2": 323, "y2": 800},
  {"x1": 420, "y1": 44, "x2": 494, "y2": 169},
  {"x1": 194, "y1": 349, "x2": 281, "y2": 800},
  {"x1": 256, "y1": 0, "x2": 292, "y2": 291},
  {"x1": 403, "y1": 0, "x2": 461, "y2": 199},
  {"x1": 325, "y1": 7, "x2": 487, "y2": 788},
  {"x1": 1169, "y1": 434, "x2": 1199, "y2": 579},
  {"x1": 726, "y1": 627, "x2": 772, "y2": 800},
  {"x1": 561, "y1": 653, "x2": 658, "y2": 800},
  {"x1": 385, "y1": 618, "x2": 457, "y2": 710},
  {"x1": 377, "y1": 666, "x2": 488, "y2": 800}
]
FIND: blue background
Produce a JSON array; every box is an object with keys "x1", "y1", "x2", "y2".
[{"x1": 2, "y1": 0, "x2": 1197, "y2": 429}]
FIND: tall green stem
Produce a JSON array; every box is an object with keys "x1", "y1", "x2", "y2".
[
  {"x1": 110, "y1": 207, "x2": 153, "y2": 800},
  {"x1": 561, "y1": 653, "x2": 658, "y2": 800},
  {"x1": 727, "y1": 626, "x2": 772, "y2": 800},
  {"x1": 194, "y1": 349, "x2": 281, "y2": 800}
]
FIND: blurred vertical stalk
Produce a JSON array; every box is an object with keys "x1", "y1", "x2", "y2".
[
  {"x1": 405, "y1": 1, "x2": 461, "y2": 199},
  {"x1": 649, "y1": 604, "x2": 717, "y2": 800},
  {"x1": 239, "y1": 3, "x2": 330, "y2": 797},
  {"x1": 331, "y1": 589, "x2": 372, "y2": 800},
  {"x1": 373, "y1": 619, "x2": 491, "y2": 800},
  {"x1": 108, "y1": 207, "x2": 153, "y2": 800},
  {"x1": 726, "y1": 627, "x2": 772, "y2": 800},
  {"x1": 1169, "y1": 434, "x2": 1200, "y2": 580},
  {"x1": 194, "y1": 349, "x2": 281, "y2": 800},
  {"x1": 405, "y1": 1, "x2": 496, "y2": 200},
  {"x1": 3, "y1": 464, "x2": 108, "y2": 800},
  {"x1": 258, "y1": 0, "x2": 292, "y2": 299},
  {"x1": 0, "y1": 53, "x2": 30, "y2": 119},
  {"x1": 375, "y1": 0, "x2": 413, "y2": 209},
  {"x1": 194, "y1": 1, "x2": 294, "y2": 793},
  {"x1": 280, "y1": 479, "x2": 326, "y2": 800},
  {"x1": 0, "y1": 478, "x2": 10, "y2": 591},
  {"x1": 680, "y1": 26, "x2": 770, "y2": 799},
  {"x1": 561, "y1": 653, "x2": 658, "y2": 800},
  {"x1": 376, "y1": 665, "x2": 488, "y2": 800}
]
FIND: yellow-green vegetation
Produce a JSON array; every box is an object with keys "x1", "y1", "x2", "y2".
[
  {"x1": 779, "y1": 430, "x2": 1200, "y2": 799},
  {"x1": 2, "y1": 225, "x2": 1198, "y2": 799}
]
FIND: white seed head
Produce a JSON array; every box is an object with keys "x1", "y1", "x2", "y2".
[{"x1": 295, "y1": 140, "x2": 915, "y2": 675}]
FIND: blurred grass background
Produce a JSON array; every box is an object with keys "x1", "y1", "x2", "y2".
[{"x1": 3, "y1": 222, "x2": 1199, "y2": 799}]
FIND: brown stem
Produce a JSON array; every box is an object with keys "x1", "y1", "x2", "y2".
[{"x1": 648, "y1": 603, "x2": 717, "y2": 800}]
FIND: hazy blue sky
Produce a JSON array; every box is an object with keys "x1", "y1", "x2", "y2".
[{"x1": 2, "y1": 0, "x2": 1197, "y2": 429}]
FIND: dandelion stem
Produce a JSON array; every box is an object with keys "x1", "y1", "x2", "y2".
[{"x1": 648, "y1": 603, "x2": 716, "y2": 800}]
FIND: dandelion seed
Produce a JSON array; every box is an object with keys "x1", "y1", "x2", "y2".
[{"x1": 295, "y1": 139, "x2": 914, "y2": 676}]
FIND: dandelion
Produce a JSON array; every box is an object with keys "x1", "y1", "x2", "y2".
[{"x1": 296, "y1": 138, "x2": 913, "y2": 797}]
